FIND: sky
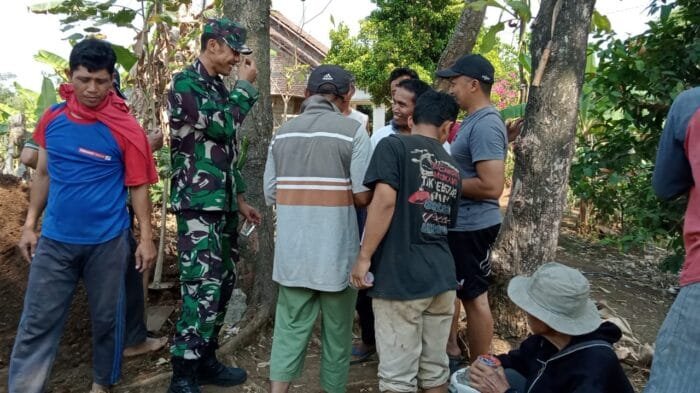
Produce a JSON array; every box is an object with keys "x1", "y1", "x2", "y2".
[{"x1": 0, "y1": 0, "x2": 652, "y2": 92}]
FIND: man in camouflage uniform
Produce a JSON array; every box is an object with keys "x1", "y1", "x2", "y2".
[{"x1": 167, "y1": 18, "x2": 261, "y2": 393}]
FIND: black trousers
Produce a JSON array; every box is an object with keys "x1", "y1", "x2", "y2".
[{"x1": 356, "y1": 289, "x2": 375, "y2": 346}]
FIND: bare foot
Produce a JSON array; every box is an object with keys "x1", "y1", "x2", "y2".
[
  {"x1": 123, "y1": 336, "x2": 168, "y2": 357},
  {"x1": 90, "y1": 382, "x2": 110, "y2": 393},
  {"x1": 446, "y1": 343, "x2": 463, "y2": 358}
]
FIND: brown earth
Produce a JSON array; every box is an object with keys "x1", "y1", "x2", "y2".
[
  {"x1": 0, "y1": 175, "x2": 182, "y2": 392},
  {"x1": 0, "y1": 175, "x2": 677, "y2": 392}
]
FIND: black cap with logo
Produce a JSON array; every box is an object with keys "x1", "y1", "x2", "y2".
[
  {"x1": 435, "y1": 54, "x2": 495, "y2": 84},
  {"x1": 307, "y1": 64, "x2": 353, "y2": 95}
]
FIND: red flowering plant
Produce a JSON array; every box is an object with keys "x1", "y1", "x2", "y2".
[{"x1": 491, "y1": 72, "x2": 520, "y2": 110}]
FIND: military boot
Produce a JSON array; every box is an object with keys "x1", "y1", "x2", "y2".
[
  {"x1": 167, "y1": 357, "x2": 201, "y2": 393},
  {"x1": 197, "y1": 348, "x2": 247, "y2": 387}
]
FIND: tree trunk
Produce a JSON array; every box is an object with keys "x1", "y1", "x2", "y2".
[
  {"x1": 490, "y1": 0, "x2": 596, "y2": 337},
  {"x1": 434, "y1": 0, "x2": 486, "y2": 89},
  {"x1": 518, "y1": 20, "x2": 529, "y2": 104},
  {"x1": 220, "y1": 0, "x2": 276, "y2": 354}
]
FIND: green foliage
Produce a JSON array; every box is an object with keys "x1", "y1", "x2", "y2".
[
  {"x1": 480, "y1": 22, "x2": 505, "y2": 53},
  {"x1": 0, "y1": 75, "x2": 17, "y2": 127},
  {"x1": 326, "y1": 0, "x2": 464, "y2": 104},
  {"x1": 505, "y1": 0, "x2": 531, "y2": 21},
  {"x1": 31, "y1": 0, "x2": 141, "y2": 36},
  {"x1": 0, "y1": 76, "x2": 39, "y2": 166},
  {"x1": 8, "y1": 83, "x2": 40, "y2": 126},
  {"x1": 29, "y1": 0, "x2": 187, "y2": 71},
  {"x1": 34, "y1": 50, "x2": 70, "y2": 78},
  {"x1": 0, "y1": 102, "x2": 17, "y2": 132},
  {"x1": 150, "y1": 145, "x2": 171, "y2": 205},
  {"x1": 111, "y1": 43, "x2": 138, "y2": 71},
  {"x1": 236, "y1": 136, "x2": 249, "y2": 171},
  {"x1": 591, "y1": 10, "x2": 612, "y2": 33},
  {"x1": 470, "y1": 0, "x2": 531, "y2": 22},
  {"x1": 569, "y1": 0, "x2": 699, "y2": 265},
  {"x1": 35, "y1": 77, "x2": 58, "y2": 119},
  {"x1": 327, "y1": 1, "x2": 523, "y2": 106},
  {"x1": 500, "y1": 104, "x2": 525, "y2": 119}
]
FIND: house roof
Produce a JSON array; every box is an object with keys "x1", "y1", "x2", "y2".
[
  {"x1": 270, "y1": 9, "x2": 329, "y2": 97},
  {"x1": 270, "y1": 10, "x2": 328, "y2": 64}
]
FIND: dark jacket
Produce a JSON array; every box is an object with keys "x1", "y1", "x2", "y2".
[{"x1": 498, "y1": 322, "x2": 634, "y2": 393}]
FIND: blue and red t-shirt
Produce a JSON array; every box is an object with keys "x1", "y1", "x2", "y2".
[
  {"x1": 34, "y1": 103, "x2": 146, "y2": 244},
  {"x1": 652, "y1": 87, "x2": 700, "y2": 286}
]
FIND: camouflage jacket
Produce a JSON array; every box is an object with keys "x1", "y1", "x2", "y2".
[{"x1": 168, "y1": 59, "x2": 259, "y2": 213}]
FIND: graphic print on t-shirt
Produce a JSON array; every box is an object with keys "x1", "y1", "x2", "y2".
[
  {"x1": 78, "y1": 147, "x2": 113, "y2": 161},
  {"x1": 408, "y1": 148, "x2": 460, "y2": 235}
]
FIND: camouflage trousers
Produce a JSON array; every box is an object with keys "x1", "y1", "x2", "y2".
[{"x1": 171, "y1": 210, "x2": 239, "y2": 359}]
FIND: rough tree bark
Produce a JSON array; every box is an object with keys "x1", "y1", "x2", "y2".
[
  {"x1": 220, "y1": 0, "x2": 276, "y2": 355},
  {"x1": 434, "y1": 0, "x2": 486, "y2": 89},
  {"x1": 489, "y1": 0, "x2": 596, "y2": 337}
]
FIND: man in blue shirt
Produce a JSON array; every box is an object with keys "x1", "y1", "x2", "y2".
[{"x1": 10, "y1": 39, "x2": 157, "y2": 393}]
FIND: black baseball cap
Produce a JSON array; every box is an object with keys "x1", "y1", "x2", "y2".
[
  {"x1": 307, "y1": 64, "x2": 352, "y2": 95},
  {"x1": 435, "y1": 54, "x2": 495, "y2": 84}
]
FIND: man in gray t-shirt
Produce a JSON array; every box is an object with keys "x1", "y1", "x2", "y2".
[{"x1": 436, "y1": 54, "x2": 508, "y2": 366}]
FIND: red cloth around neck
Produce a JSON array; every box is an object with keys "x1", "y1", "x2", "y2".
[{"x1": 57, "y1": 83, "x2": 158, "y2": 186}]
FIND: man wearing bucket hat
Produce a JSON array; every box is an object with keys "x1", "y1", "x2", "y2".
[
  {"x1": 466, "y1": 262, "x2": 633, "y2": 393},
  {"x1": 167, "y1": 17, "x2": 260, "y2": 393}
]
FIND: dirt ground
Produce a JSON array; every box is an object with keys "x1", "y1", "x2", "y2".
[{"x1": 0, "y1": 175, "x2": 678, "y2": 392}]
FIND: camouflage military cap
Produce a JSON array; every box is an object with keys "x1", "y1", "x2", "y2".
[{"x1": 203, "y1": 18, "x2": 253, "y2": 55}]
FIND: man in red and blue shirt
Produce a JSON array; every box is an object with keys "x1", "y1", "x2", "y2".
[
  {"x1": 646, "y1": 87, "x2": 700, "y2": 393},
  {"x1": 10, "y1": 39, "x2": 157, "y2": 393}
]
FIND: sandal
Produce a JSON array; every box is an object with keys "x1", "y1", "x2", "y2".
[
  {"x1": 448, "y1": 354, "x2": 465, "y2": 375},
  {"x1": 350, "y1": 344, "x2": 376, "y2": 365}
]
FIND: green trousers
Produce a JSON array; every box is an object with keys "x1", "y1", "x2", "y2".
[{"x1": 269, "y1": 285, "x2": 357, "y2": 393}]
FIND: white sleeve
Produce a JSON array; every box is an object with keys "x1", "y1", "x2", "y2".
[
  {"x1": 370, "y1": 127, "x2": 387, "y2": 149},
  {"x1": 350, "y1": 124, "x2": 372, "y2": 194},
  {"x1": 262, "y1": 143, "x2": 277, "y2": 206}
]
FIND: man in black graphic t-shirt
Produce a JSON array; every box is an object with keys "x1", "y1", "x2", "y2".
[{"x1": 350, "y1": 91, "x2": 461, "y2": 393}]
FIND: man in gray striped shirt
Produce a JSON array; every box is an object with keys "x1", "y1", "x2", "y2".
[{"x1": 263, "y1": 64, "x2": 372, "y2": 393}]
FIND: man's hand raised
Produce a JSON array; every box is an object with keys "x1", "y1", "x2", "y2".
[
  {"x1": 238, "y1": 56, "x2": 257, "y2": 84},
  {"x1": 147, "y1": 129, "x2": 164, "y2": 151}
]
